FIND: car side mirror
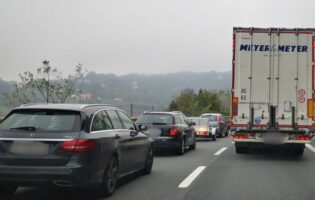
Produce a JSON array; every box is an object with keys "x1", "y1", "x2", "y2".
[
  {"x1": 137, "y1": 124, "x2": 147, "y2": 131},
  {"x1": 189, "y1": 121, "x2": 196, "y2": 126},
  {"x1": 130, "y1": 130, "x2": 138, "y2": 137}
]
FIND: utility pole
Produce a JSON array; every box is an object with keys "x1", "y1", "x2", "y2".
[
  {"x1": 43, "y1": 60, "x2": 50, "y2": 103},
  {"x1": 130, "y1": 104, "x2": 133, "y2": 117}
]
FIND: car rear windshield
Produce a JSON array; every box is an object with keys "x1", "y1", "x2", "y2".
[
  {"x1": 0, "y1": 109, "x2": 81, "y2": 133},
  {"x1": 137, "y1": 114, "x2": 173, "y2": 125},
  {"x1": 190, "y1": 118, "x2": 209, "y2": 126},
  {"x1": 201, "y1": 115, "x2": 217, "y2": 121}
]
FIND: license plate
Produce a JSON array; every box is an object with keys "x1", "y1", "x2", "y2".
[
  {"x1": 10, "y1": 141, "x2": 49, "y2": 155},
  {"x1": 263, "y1": 133, "x2": 284, "y2": 145},
  {"x1": 196, "y1": 132, "x2": 202, "y2": 136},
  {"x1": 146, "y1": 128, "x2": 162, "y2": 138}
]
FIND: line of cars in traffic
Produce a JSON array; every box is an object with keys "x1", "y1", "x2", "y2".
[{"x1": 0, "y1": 103, "x2": 228, "y2": 197}]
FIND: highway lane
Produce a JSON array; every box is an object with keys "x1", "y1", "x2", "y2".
[
  {"x1": 107, "y1": 137, "x2": 232, "y2": 200},
  {"x1": 0, "y1": 137, "x2": 232, "y2": 200},
  {"x1": 2, "y1": 137, "x2": 315, "y2": 200},
  {"x1": 184, "y1": 143, "x2": 315, "y2": 200}
]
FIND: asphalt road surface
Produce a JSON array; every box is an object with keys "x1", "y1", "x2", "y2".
[{"x1": 1, "y1": 136, "x2": 315, "y2": 200}]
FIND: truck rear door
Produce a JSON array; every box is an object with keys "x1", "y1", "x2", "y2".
[{"x1": 232, "y1": 28, "x2": 314, "y2": 129}]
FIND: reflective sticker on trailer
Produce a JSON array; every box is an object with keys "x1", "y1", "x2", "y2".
[{"x1": 307, "y1": 99, "x2": 314, "y2": 118}]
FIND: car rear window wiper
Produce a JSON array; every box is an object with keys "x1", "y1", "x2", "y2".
[
  {"x1": 10, "y1": 126, "x2": 36, "y2": 131},
  {"x1": 152, "y1": 122, "x2": 167, "y2": 125}
]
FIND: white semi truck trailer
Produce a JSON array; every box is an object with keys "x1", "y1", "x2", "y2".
[{"x1": 231, "y1": 27, "x2": 315, "y2": 155}]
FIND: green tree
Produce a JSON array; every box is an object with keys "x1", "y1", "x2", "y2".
[
  {"x1": 4, "y1": 60, "x2": 83, "y2": 106},
  {"x1": 168, "y1": 88, "x2": 229, "y2": 116},
  {"x1": 168, "y1": 88, "x2": 196, "y2": 116}
]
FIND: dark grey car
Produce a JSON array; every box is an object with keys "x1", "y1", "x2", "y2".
[
  {"x1": 0, "y1": 104, "x2": 154, "y2": 197},
  {"x1": 136, "y1": 111, "x2": 196, "y2": 155}
]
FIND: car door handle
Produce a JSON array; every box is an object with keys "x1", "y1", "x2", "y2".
[{"x1": 115, "y1": 134, "x2": 120, "y2": 139}]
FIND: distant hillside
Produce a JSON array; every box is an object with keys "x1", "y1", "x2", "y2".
[
  {"x1": 79, "y1": 71, "x2": 231, "y2": 107},
  {"x1": 0, "y1": 71, "x2": 232, "y2": 116}
]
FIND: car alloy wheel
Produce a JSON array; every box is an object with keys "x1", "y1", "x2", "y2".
[
  {"x1": 178, "y1": 138, "x2": 185, "y2": 155},
  {"x1": 189, "y1": 138, "x2": 196, "y2": 150},
  {"x1": 143, "y1": 148, "x2": 154, "y2": 175},
  {"x1": 103, "y1": 156, "x2": 118, "y2": 196}
]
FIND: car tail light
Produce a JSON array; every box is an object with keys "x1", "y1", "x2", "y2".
[
  {"x1": 61, "y1": 139, "x2": 97, "y2": 152},
  {"x1": 216, "y1": 116, "x2": 220, "y2": 123},
  {"x1": 202, "y1": 131, "x2": 208, "y2": 136},
  {"x1": 249, "y1": 133, "x2": 256, "y2": 138},
  {"x1": 296, "y1": 135, "x2": 311, "y2": 141},
  {"x1": 169, "y1": 126, "x2": 179, "y2": 136},
  {"x1": 234, "y1": 134, "x2": 240, "y2": 139}
]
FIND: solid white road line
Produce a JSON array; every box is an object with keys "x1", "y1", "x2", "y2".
[
  {"x1": 306, "y1": 144, "x2": 315, "y2": 153},
  {"x1": 214, "y1": 147, "x2": 228, "y2": 156},
  {"x1": 178, "y1": 166, "x2": 206, "y2": 188},
  {"x1": 231, "y1": 141, "x2": 235, "y2": 144}
]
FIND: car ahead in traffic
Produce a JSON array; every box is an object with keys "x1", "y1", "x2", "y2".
[
  {"x1": 188, "y1": 117, "x2": 216, "y2": 141},
  {"x1": 200, "y1": 113, "x2": 228, "y2": 138},
  {"x1": 0, "y1": 103, "x2": 154, "y2": 197},
  {"x1": 136, "y1": 111, "x2": 196, "y2": 155}
]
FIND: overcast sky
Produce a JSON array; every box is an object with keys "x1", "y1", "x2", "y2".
[{"x1": 0, "y1": 0, "x2": 314, "y2": 81}]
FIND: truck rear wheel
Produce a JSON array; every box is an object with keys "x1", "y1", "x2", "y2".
[{"x1": 235, "y1": 146, "x2": 248, "y2": 154}]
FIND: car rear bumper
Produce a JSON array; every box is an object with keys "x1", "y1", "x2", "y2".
[
  {"x1": 196, "y1": 134, "x2": 212, "y2": 138},
  {"x1": 153, "y1": 137, "x2": 180, "y2": 149},
  {"x1": 0, "y1": 164, "x2": 102, "y2": 188}
]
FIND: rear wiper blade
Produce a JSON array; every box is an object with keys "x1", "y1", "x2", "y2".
[
  {"x1": 152, "y1": 122, "x2": 167, "y2": 125},
  {"x1": 10, "y1": 126, "x2": 36, "y2": 131}
]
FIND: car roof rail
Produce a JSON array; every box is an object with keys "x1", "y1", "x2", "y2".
[
  {"x1": 171, "y1": 111, "x2": 183, "y2": 114},
  {"x1": 80, "y1": 104, "x2": 112, "y2": 109},
  {"x1": 19, "y1": 102, "x2": 47, "y2": 107}
]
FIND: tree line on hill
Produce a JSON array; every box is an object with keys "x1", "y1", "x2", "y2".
[
  {"x1": 168, "y1": 88, "x2": 230, "y2": 116},
  {"x1": 0, "y1": 61, "x2": 231, "y2": 117}
]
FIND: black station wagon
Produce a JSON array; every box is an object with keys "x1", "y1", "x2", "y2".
[{"x1": 0, "y1": 104, "x2": 154, "y2": 197}]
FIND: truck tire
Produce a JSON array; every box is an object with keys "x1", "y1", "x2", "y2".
[
  {"x1": 293, "y1": 148, "x2": 304, "y2": 156},
  {"x1": 235, "y1": 146, "x2": 248, "y2": 154}
]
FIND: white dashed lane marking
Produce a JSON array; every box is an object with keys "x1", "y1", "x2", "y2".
[
  {"x1": 306, "y1": 144, "x2": 315, "y2": 153},
  {"x1": 178, "y1": 166, "x2": 206, "y2": 188},
  {"x1": 214, "y1": 147, "x2": 228, "y2": 156}
]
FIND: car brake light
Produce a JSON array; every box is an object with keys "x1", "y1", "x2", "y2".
[
  {"x1": 202, "y1": 131, "x2": 208, "y2": 136},
  {"x1": 61, "y1": 139, "x2": 97, "y2": 152},
  {"x1": 234, "y1": 134, "x2": 240, "y2": 139},
  {"x1": 216, "y1": 116, "x2": 220, "y2": 123},
  {"x1": 296, "y1": 135, "x2": 311, "y2": 141},
  {"x1": 169, "y1": 126, "x2": 179, "y2": 136}
]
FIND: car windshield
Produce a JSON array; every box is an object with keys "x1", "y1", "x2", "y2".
[
  {"x1": 209, "y1": 122, "x2": 219, "y2": 127},
  {"x1": 201, "y1": 115, "x2": 217, "y2": 121},
  {"x1": 137, "y1": 114, "x2": 173, "y2": 125},
  {"x1": 190, "y1": 118, "x2": 209, "y2": 126},
  {"x1": 0, "y1": 109, "x2": 81, "y2": 133}
]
